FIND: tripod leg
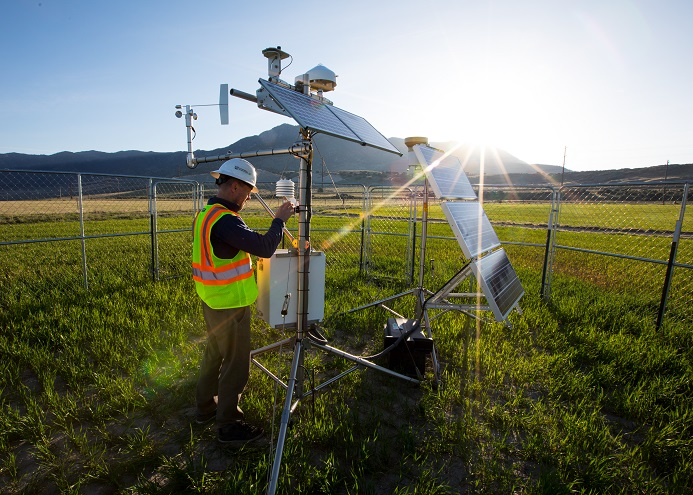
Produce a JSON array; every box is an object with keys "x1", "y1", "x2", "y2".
[{"x1": 267, "y1": 338, "x2": 303, "y2": 495}]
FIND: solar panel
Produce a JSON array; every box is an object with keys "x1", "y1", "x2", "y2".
[
  {"x1": 441, "y1": 201, "x2": 501, "y2": 258},
  {"x1": 470, "y1": 248, "x2": 524, "y2": 321},
  {"x1": 413, "y1": 145, "x2": 476, "y2": 199},
  {"x1": 258, "y1": 79, "x2": 401, "y2": 155}
]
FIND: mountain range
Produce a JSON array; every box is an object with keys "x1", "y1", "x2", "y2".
[{"x1": 1, "y1": 123, "x2": 691, "y2": 185}]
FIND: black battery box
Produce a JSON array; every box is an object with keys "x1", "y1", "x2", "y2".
[{"x1": 383, "y1": 318, "x2": 433, "y2": 378}]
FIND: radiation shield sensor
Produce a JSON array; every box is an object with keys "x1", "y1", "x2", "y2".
[{"x1": 413, "y1": 144, "x2": 477, "y2": 199}]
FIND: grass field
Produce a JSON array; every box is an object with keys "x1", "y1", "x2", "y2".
[{"x1": 1, "y1": 201, "x2": 692, "y2": 494}]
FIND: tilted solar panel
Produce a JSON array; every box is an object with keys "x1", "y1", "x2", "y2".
[
  {"x1": 470, "y1": 248, "x2": 524, "y2": 321},
  {"x1": 413, "y1": 145, "x2": 477, "y2": 199},
  {"x1": 441, "y1": 201, "x2": 501, "y2": 259},
  {"x1": 258, "y1": 79, "x2": 401, "y2": 155}
]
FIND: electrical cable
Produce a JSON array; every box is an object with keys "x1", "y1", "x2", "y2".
[
  {"x1": 357, "y1": 319, "x2": 421, "y2": 360},
  {"x1": 278, "y1": 55, "x2": 293, "y2": 76},
  {"x1": 307, "y1": 325, "x2": 328, "y2": 344}
]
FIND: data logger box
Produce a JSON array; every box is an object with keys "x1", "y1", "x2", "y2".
[{"x1": 256, "y1": 249, "x2": 326, "y2": 328}]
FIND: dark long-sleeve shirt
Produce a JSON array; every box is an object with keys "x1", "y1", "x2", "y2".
[{"x1": 207, "y1": 196, "x2": 285, "y2": 260}]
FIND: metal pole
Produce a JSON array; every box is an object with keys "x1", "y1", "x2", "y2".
[
  {"x1": 149, "y1": 179, "x2": 158, "y2": 281},
  {"x1": 359, "y1": 186, "x2": 367, "y2": 274},
  {"x1": 362, "y1": 187, "x2": 371, "y2": 273},
  {"x1": 77, "y1": 174, "x2": 88, "y2": 290},
  {"x1": 184, "y1": 105, "x2": 196, "y2": 169},
  {"x1": 413, "y1": 179, "x2": 430, "y2": 320},
  {"x1": 662, "y1": 160, "x2": 669, "y2": 205},
  {"x1": 266, "y1": 133, "x2": 313, "y2": 495},
  {"x1": 656, "y1": 183, "x2": 688, "y2": 329},
  {"x1": 541, "y1": 187, "x2": 558, "y2": 301},
  {"x1": 191, "y1": 144, "x2": 310, "y2": 166},
  {"x1": 296, "y1": 138, "x2": 312, "y2": 343},
  {"x1": 267, "y1": 339, "x2": 303, "y2": 495}
]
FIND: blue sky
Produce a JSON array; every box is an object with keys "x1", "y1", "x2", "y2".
[{"x1": 2, "y1": 0, "x2": 692, "y2": 171}]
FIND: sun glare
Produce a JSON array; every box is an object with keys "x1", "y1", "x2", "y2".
[{"x1": 418, "y1": 53, "x2": 564, "y2": 176}]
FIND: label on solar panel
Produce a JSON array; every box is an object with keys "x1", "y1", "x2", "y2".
[
  {"x1": 258, "y1": 79, "x2": 401, "y2": 155},
  {"x1": 470, "y1": 248, "x2": 524, "y2": 321},
  {"x1": 413, "y1": 145, "x2": 477, "y2": 199},
  {"x1": 441, "y1": 201, "x2": 501, "y2": 259}
]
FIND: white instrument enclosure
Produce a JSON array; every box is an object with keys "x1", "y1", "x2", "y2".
[{"x1": 256, "y1": 249, "x2": 326, "y2": 328}]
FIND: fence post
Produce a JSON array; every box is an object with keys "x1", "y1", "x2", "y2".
[
  {"x1": 361, "y1": 187, "x2": 371, "y2": 273},
  {"x1": 359, "y1": 186, "x2": 367, "y2": 274},
  {"x1": 540, "y1": 187, "x2": 559, "y2": 301},
  {"x1": 407, "y1": 188, "x2": 416, "y2": 285},
  {"x1": 77, "y1": 174, "x2": 89, "y2": 290},
  {"x1": 149, "y1": 178, "x2": 158, "y2": 282},
  {"x1": 656, "y1": 183, "x2": 688, "y2": 329}
]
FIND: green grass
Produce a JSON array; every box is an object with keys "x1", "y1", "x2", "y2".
[{"x1": 1, "y1": 210, "x2": 692, "y2": 494}]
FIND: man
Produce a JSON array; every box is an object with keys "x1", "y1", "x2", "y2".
[{"x1": 192, "y1": 158, "x2": 294, "y2": 444}]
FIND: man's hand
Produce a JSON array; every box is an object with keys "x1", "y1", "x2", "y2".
[{"x1": 275, "y1": 201, "x2": 295, "y2": 222}]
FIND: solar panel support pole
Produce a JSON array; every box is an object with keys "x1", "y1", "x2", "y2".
[
  {"x1": 267, "y1": 134, "x2": 313, "y2": 495},
  {"x1": 417, "y1": 176, "x2": 430, "y2": 314},
  {"x1": 264, "y1": 130, "x2": 417, "y2": 495},
  {"x1": 405, "y1": 137, "x2": 431, "y2": 303},
  {"x1": 296, "y1": 132, "x2": 312, "y2": 371},
  {"x1": 404, "y1": 139, "x2": 444, "y2": 381}
]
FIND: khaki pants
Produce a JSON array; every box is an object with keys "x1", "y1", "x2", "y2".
[{"x1": 196, "y1": 303, "x2": 251, "y2": 427}]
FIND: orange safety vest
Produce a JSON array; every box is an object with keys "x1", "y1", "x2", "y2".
[{"x1": 192, "y1": 204, "x2": 258, "y2": 309}]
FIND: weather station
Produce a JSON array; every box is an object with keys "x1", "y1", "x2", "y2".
[{"x1": 175, "y1": 46, "x2": 416, "y2": 495}]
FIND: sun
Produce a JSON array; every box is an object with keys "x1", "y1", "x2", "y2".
[{"x1": 420, "y1": 56, "x2": 561, "y2": 168}]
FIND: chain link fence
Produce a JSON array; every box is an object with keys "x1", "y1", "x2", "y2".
[
  {"x1": 551, "y1": 183, "x2": 691, "y2": 325},
  {"x1": 0, "y1": 171, "x2": 197, "y2": 314},
  {"x1": 363, "y1": 186, "x2": 416, "y2": 282},
  {"x1": 1, "y1": 169, "x2": 690, "y2": 327}
]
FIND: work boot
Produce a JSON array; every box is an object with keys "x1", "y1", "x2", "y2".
[
  {"x1": 195, "y1": 409, "x2": 216, "y2": 424},
  {"x1": 218, "y1": 421, "x2": 264, "y2": 445}
]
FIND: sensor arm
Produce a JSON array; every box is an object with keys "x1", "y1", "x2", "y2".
[
  {"x1": 230, "y1": 88, "x2": 258, "y2": 104},
  {"x1": 190, "y1": 143, "x2": 310, "y2": 166}
]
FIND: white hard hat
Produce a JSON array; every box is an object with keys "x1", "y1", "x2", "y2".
[{"x1": 211, "y1": 158, "x2": 259, "y2": 193}]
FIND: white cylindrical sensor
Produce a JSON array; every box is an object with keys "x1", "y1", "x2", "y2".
[{"x1": 276, "y1": 179, "x2": 296, "y2": 206}]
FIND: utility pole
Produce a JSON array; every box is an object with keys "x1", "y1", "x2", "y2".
[
  {"x1": 560, "y1": 146, "x2": 567, "y2": 186},
  {"x1": 662, "y1": 159, "x2": 669, "y2": 205}
]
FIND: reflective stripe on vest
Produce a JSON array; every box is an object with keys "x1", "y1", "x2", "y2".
[{"x1": 192, "y1": 256, "x2": 254, "y2": 285}]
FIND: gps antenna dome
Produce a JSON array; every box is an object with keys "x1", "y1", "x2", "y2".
[{"x1": 295, "y1": 64, "x2": 337, "y2": 92}]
